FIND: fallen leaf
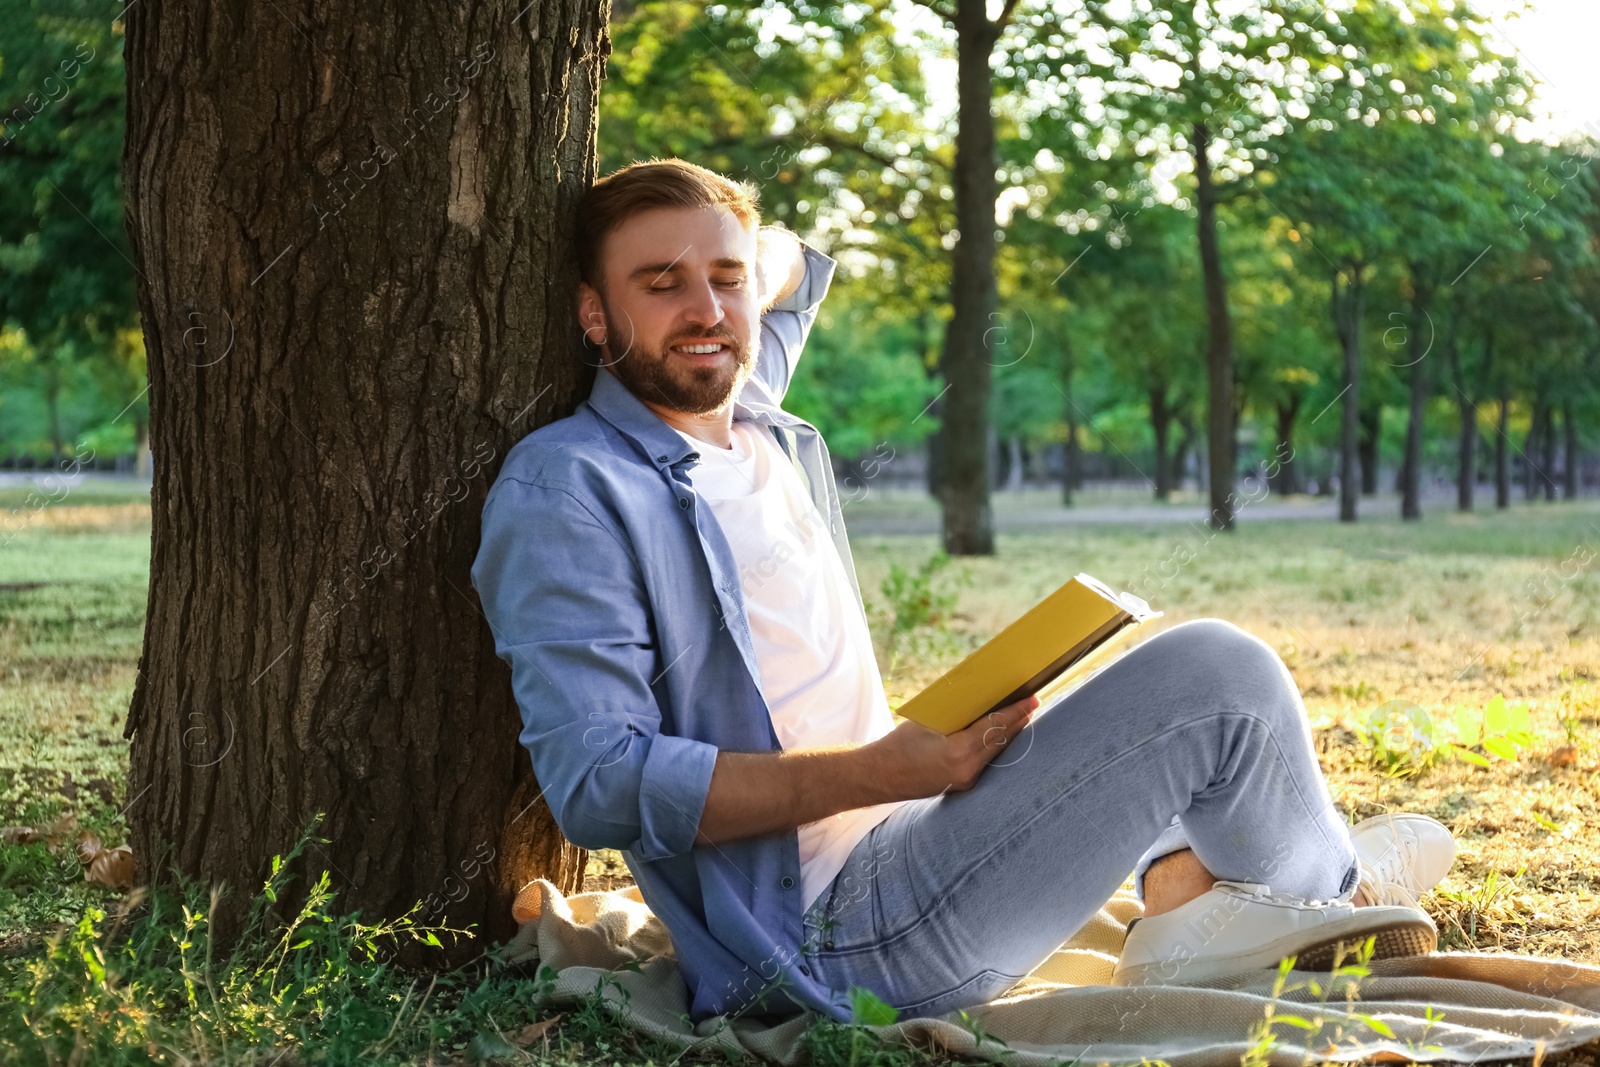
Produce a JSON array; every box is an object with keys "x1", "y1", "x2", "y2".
[
  {"x1": 507, "y1": 1015, "x2": 561, "y2": 1048},
  {"x1": 1, "y1": 826, "x2": 41, "y2": 845},
  {"x1": 86, "y1": 845, "x2": 134, "y2": 890},
  {"x1": 75, "y1": 831, "x2": 102, "y2": 866},
  {"x1": 1548, "y1": 746, "x2": 1578, "y2": 768}
]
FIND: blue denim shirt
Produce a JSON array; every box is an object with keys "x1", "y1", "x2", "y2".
[{"x1": 470, "y1": 243, "x2": 863, "y2": 1022}]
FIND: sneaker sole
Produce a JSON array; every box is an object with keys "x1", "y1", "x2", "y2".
[{"x1": 1112, "y1": 916, "x2": 1436, "y2": 986}]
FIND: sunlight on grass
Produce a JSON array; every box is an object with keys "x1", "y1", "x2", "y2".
[{"x1": 3, "y1": 497, "x2": 1600, "y2": 1062}]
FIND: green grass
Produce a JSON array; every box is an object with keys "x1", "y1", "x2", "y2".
[{"x1": 3, "y1": 496, "x2": 1600, "y2": 1063}]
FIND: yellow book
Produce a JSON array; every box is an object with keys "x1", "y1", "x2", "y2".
[{"x1": 894, "y1": 573, "x2": 1161, "y2": 735}]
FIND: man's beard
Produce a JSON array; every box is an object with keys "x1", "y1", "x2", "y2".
[{"x1": 600, "y1": 304, "x2": 757, "y2": 416}]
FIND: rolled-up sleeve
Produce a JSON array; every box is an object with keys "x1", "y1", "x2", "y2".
[
  {"x1": 470, "y1": 476, "x2": 719, "y2": 861},
  {"x1": 754, "y1": 240, "x2": 837, "y2": 403}
]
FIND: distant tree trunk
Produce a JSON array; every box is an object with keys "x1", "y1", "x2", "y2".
[
  {"x1": 1174, "y1": 408, "x2": 1197, "y2": 496},
  {"x1": 1524, "y1": 403, "x2": 1544, "y2": 501},
  {"x1": 1010, "y1": 436, "x2": 1027, "y2": 491},
  {"x1": 1272, "y1": 393, "x2": 1302, "y2": 496},
  {"x1": 1399, "y1": 272, "x2": 1431, "y2": 521},
  {"x1": 1543, "y1": 407, "x2": 1559, "y2": 502},
  {"x1": 1061, "y1": 337, "x2": 1079, "y2": 506},
  {"x1": 938, "y1": 0, "x2": 1007, "y2": 556},
  {"x1": 1495, "y1": 391, "x2": 1510, "y2": 509},
  {"x1": 135, "y1": 414, "x2": 152, "y2": 479},
  {"x1": 1564, "y1": 402, "x2": 1580, "y2": 500},
  {"x1": 44, "y1": 358, "x2": 65, "y2": 464},
  {"x1": 1449, "y1": 334, "x2": 1475, "y2": 513},
  {"x1": 923, "y1": 313, "x2": 944, "y2": 501},
  {"x1": 1150, "y1": 380, "x2": 1173, "y2": 500},
  {"x1": 1359, "y1": 405, "x2": 1381, "y2": 497},
  {"x1": 1330, "y1": 264, "x2": 1366, "y2": 523},
  {"x1": 1193, "y1": 121, "x2": 1237, "y2": 531},
  {"x1": 121, "y1": 0, "x2": 602, "y2": 960}
]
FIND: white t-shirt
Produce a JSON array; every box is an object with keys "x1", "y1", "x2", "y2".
[{"x1": 672, "y1": 419, "x2": 905, "y2": 909}]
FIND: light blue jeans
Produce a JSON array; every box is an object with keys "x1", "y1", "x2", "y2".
[{"x1": 799, "y1": 618, "x2": 1359, "y2": 1019}]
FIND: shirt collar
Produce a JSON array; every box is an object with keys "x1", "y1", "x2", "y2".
[{"x1": 584, "y1": 365, "x2": 789, "y2": 472}]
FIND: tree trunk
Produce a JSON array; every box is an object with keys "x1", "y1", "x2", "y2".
[
  {"x1": 1174, "y1": 408, "x2": 1197, "y2": 497},
  {"x1": 135, "y1": 414, "x2": 152, "y2": 480},
  {"x1": 1331, "y1": 265, "x2": 1365, "y2": 523},
  {"x1": 1449, "y1": 335, "x2": 1475, "y2": 513},
  {"x1": 1060, "y1": 335, "x2": 1079, "y2": 506},
  {"x1": 1543, "y1": 406, "x2": 1559, "y2": 502},
  {"x1": 1524, "y1": 403, "x2": 1544, "y2": 501},
  {"x1": 44, "y1": 357, "x2": 64, "y2": 465},
  {"x1": 1359, "y1": 405, "x2": 1381, "y2": 497},
  {"x1": 938, "y1": 0, "x2": 1001, "y2": 556},
  {"x1": 1272, "y1": 393, "x2": 1302, "y2": 496},
  {"x1": 1399, "y1": 274, "x2": 1430, "y2": 521},
  {"x1": 1193, "y1": 122, "x2": 1237, "y2": 531},
  {"x1": 1149, "y1": 381, "x2": 1172, "y2": 501},
  {"x1": 923, "y1": 314, "x2": 945, "y2": 500},
  {"x1": 1495, "y1": 391, "x2": 1510, "y2": 509},
  {"x1": 1003, "y1": 436, "x2": 1025, "y2": 492},
  {"x1": 1564, "y1": 402, "x2": 1580, "y2": 500},
  {"x1": 121, "y1": 0, "x2": 601, "y2": 961}
]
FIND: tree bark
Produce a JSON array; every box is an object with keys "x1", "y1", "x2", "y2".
[
  {"x1": 938, "y1": 0, "x2": 1001, "y2": 555},
  {"x1": 1193, "y1": 122, "x2": 1237, "y2": 531},
  {"x1": 1331, "y1": 265, "x2": 1365, "y2": 523},
  {"x1": 121, "y1": 0, "x2": 601, "y2": 961}
]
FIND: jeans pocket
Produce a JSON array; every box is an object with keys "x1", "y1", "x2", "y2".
[{"x1": 893, "y1": 967, "x2": 1025, "y2": 1021}]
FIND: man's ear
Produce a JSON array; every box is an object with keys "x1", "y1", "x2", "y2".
[{"x1": 575, "y1": 281, "x2": 606, "y2": 342}]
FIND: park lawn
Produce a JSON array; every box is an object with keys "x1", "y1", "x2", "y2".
[{"x1": 1, "y1": 494, "x2": 1598, "y2": 1062}]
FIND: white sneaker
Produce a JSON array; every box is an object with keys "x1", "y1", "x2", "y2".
[
  {"x1": 1350, "y1": 813, "x2": 1456, "y2": 908},
  {"x1": 1112, "y1": 880, "x2": 1436, "y2": 986}
]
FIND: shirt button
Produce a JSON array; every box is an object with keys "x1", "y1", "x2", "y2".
[
  {"x1": 657, "y1": 454, "x2": 668, "y2": 462},
  {"x1": 799, "y1": 963, "x2": 811, "y2": 976},
  {"x1": 780, "y1": 876, "x2": 795, "y2": 889},
  {"x1": 678, "y1": 498, "x2": 689, "y2": 509}
]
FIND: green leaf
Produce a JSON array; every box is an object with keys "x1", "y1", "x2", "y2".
[
  {"x1": 1454, "y1": 706, "x2": 1482, "y2": 746},
  {"x1": 850, "y1": 987, "x2": 899, "y2": 1026},
  {"x1": 1365, "y1": 1017, "x2": 1397, "y2": 1039},
  {"x1": 1483, "y1": 736, "x2": 1519, "y2": 761},
  {"x1": 1508, "y1": 703, "x2": 1532, "y2": 734},
  {"x1": 1484, "y1": 694, "x2": 1509, "y2": 734},
  {"x1": 1449, "y1": 744, "x2": 1491, "y2": 768}
]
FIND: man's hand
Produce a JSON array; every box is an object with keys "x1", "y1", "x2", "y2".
[
  {"x1": 867, "y1": 693, "x2": 1041, "y2": 798},
  {"x1": 692, "y1": 692, "x2": 1041, "y2": 846},
  {"x1": 755, "y1": 224, "x2": 807, "y2": 310}
]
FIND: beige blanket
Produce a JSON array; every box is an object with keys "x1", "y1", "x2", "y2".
[{"x1": 502, "y1": 880, "x2": 1600, "y2": 1065}]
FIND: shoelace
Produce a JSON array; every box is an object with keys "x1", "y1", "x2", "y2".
[
  {"x1": 1212, "y1": 880, "x2": 1349, "y2": 910},
  {"x1": 1356, "y1": 830, "x2": 1424, "y2": 907}
]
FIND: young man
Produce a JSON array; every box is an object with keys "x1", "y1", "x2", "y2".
[{"x1": 470, "y1": 158, "x2": 1456, "y2": 1023}]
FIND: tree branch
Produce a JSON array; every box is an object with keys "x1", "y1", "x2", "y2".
[
  {"x1": 904, "y1": 0, "x2": 956, "y2": 26},
  {"x1": 993, "y1": 0, "x2": 1024, "y2": 34}
]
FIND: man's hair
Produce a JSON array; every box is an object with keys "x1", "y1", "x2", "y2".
[{"x1": 576, "y1": 159, "x2": 762, "y2": 295}]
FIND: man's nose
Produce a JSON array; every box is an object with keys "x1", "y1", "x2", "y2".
[{"x1": 681, "y1": 277, "x2": 727, "y2": 327}]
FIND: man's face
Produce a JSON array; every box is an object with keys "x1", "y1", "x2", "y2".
[{"x1": 578, "y1": 205, "x2": 760, "y2": 416}]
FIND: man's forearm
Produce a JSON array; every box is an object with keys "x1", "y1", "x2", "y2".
[
  {"x1": 692, "y1": 693, "x2": 1042, "y2": 846},
  {"x1": 694, "y1": 745, "x2": 898, "y2": 845}
]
